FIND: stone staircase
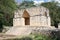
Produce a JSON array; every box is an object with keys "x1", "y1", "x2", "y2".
[
  {"x1": 6, "y1": 26, "x2": 32, "y2": 36},
  {"x1": 6, "y1": 26, "x2": 56, "y2": 36}
]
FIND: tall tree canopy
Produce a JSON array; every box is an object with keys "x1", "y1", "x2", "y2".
[
  {"x1": 18, "y1": 1, "x2": 36, "y2": 9},
  {"x1": 0, "y1": 0, "x2": 17, "y2": 26},
  {"x1": 41, "y1": 1, "x2": 60, "y2": 28}
]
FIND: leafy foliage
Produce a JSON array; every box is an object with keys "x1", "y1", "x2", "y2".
[
  {"x1": 18, "y1": 1, "x2": 36, "y2": 9},
  {"x1": 41, "y1": 1, "x2": 60, "y2": 28},
  {"x1": 32, "y1": 34, "x2": 52, "y2": 40},
  {"x1": 3, "y1": 34, "x2": 55, "y2": 40},
  {"x1": 0, "y1": 0, "x2": 17, "y2": 26},
  {"x1": 0, "y1": 0, "x2": 17, "y2": 32}
]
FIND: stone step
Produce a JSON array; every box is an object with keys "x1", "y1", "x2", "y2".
[
  {"x1": 6, "y1": 26, "x2": 32, "y2": 35},
  {"x1": 6, "y1": 26, "x2": 56, "y2": 35}
]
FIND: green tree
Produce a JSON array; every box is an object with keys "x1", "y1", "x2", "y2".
[
  {"x1": 18, "y1": 1, "x2": 36, "y2": 9},
  {"x1": 41, "y1": 1, "x2": 60, "y2": 28},
  {"x1": 0, "y1": 0, "x2": 17, "y2": 31},
  {"x1": 0, "y1": 0, "x2": 17, "y2": 26}
]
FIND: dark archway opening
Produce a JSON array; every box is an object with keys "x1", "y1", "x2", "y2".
[
  {"x1": 25, "y1": 18, "x2": 30, "y2": 25},
  {"x1": 45, "y1": 12, "x2": 47, "y2": 16},
  {"x1": 22, "y1": 10, "x2": 30, "y2": 25}
]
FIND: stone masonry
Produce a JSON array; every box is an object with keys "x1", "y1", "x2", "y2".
[{"x1": 6, "y1": 6, "x2": 56, "y2": 36}]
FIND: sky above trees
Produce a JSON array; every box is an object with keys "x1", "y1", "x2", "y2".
[
  {"x1": 15, "y1": 0, "x2": 60, "y2": 5},
  {"x1": 15, "y1": 0, "x2": 60, "y2": 3}
]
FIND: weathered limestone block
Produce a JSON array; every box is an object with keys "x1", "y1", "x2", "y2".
[
  {"x1": 13, "y1": 6, "x2": 51, "y2": 26},
  {"x1": 6, "y1": 6, "x2": 54, "y2": 36},
  {"x1": 13, "y1": 18, "x2": 24, "y2": 26}
]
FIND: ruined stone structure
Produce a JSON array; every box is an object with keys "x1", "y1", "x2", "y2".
[
  {"x1": 6, "y1": 6, "x2": 55, "y2": 36},
  {"x1": 13, "y1": 6, "x2": 51, "y2": 26}
]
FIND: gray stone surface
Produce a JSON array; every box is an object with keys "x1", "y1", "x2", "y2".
[
  {"x1": 13, "y1": 6, "x2": 51, "y2": 26},
  {"x1": 6, "y1": 26, "x2": 56, "y2": 36}
]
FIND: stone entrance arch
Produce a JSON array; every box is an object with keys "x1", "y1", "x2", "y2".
[{"x1": 22, "y1": 10, "x2": 30, "y2": 25}]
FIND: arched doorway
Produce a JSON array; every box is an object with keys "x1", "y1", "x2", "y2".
[
  {"x1": 22, "y1": 10, "x2": 30, "y2": 25},
  {"x1": 45, "y1": 12, "x2": 47, "y2": 16}
]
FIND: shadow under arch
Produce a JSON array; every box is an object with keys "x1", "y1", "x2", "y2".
[{"x1": 22, "y1": 10, "x2": 30, "y2": 25}]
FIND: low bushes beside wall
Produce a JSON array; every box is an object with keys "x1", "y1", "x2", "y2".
[{"x1": 2, "y1": 34, "x2": 54, "y2": 40}]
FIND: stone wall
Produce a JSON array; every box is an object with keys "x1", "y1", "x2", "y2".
[{"x1": 13, "y1": 6, "x2": 51, "y2": 27}]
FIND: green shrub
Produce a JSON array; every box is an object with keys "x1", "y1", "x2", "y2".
[
  {"x1": 5, "y1": 37, "x2": 32, "y2": 40},
  {"x1": 32, "y1": 34, "x2": 53, "y2": 40},
  {"x1": 19, "y1": 37, "x2": 32, "y2": 40},
  {"x1": 4, "y1": 34, "x2": 56, "y2": 40}
]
